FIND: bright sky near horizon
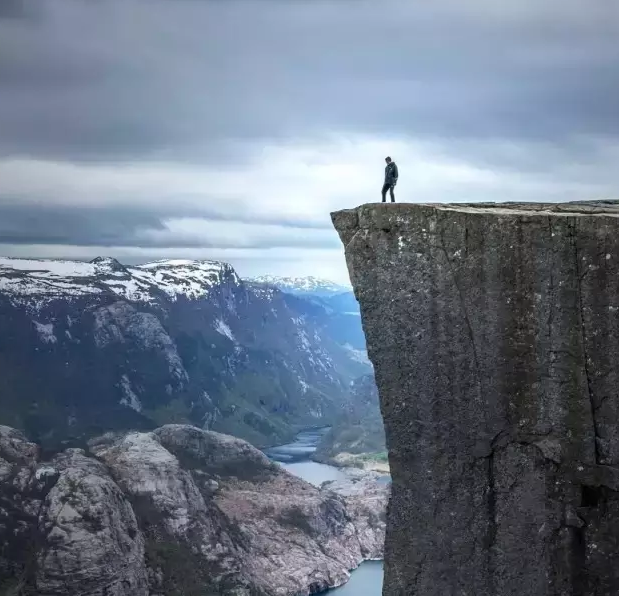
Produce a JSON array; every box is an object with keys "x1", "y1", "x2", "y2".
[{"x1": 1, "y1": 0, "x2": 618, "y2": 283}]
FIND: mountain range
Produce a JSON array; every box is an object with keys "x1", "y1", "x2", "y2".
[
  {"x1": 248, "y1": 275, "x2": 365, "y2": 352},
  {"x1": 248, "y1": 275, "x2": 351, "y2": 297},
  {"x1": 0, "y1": 257, "x2": 368, "y2": 451}
]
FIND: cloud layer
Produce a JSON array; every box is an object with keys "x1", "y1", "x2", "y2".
[{"x1": 1, "y1": 0, "x2": 618, "y2": 281}]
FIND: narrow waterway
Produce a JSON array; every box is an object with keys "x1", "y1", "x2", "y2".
[{"x1": 264, "y1": 428, "x2": 384, "y2": 595}]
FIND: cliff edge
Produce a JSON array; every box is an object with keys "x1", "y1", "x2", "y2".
[{"x1": 332, "y1": 202, "x2": 619, "y2": 596}]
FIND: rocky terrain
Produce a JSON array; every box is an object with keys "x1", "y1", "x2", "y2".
[
  {"x1": 333, "y1": 202, "x2": 619, "y2": 596},
  {"x1": 313, "y1": 374, "x2": 387, "y2": 472},
  {"x1": 0, "y1": 423, "x2": 387, "y2": 596},
  {"x1": 0, "y1": 257, "x2": 369, "y2": 449}
]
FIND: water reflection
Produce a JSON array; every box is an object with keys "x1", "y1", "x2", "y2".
[{"x1": 265, "y1": 428, "x2": 329, "y2": 461}]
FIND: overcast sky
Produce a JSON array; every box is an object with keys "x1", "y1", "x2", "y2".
[{"x1": 1, "y1": 0, "x2": 618, "y2": 283}]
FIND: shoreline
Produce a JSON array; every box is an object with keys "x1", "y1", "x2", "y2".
[
  {"x1": 321, "y1": 559, "x2": 384, "y2": 594},
  {"x1": 266, "y1": 428, "x2": 387, "y2": 596},
  {"x1": 311, "y1": 452, "x2": 390, "y2": 475}
]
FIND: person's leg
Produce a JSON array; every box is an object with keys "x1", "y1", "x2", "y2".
[
  {"x1": 390, "y1": 185, "x2": 395, "y2": 202},
  {"x1": 381, "y1": 183, "x2": 389, "y2": 202}
]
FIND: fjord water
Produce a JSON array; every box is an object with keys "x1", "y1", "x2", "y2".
[
  {"x1": 330, "y1": 560, "x2": 384, "y2": 594},
  {"x1": 265, "y1": 428, "x2": 384, "y2": 594},
  {"x1": 265, "y1": 428, "x2": 346, "y2": 486}
]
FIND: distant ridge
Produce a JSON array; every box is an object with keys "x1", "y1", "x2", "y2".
[{"x1": 248, "y1": 275, "x2": 350, "y2": 297}]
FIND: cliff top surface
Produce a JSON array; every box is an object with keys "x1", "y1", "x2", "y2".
[{"x1": 332, "y1": 200, "x2": 619, "y2": 221}]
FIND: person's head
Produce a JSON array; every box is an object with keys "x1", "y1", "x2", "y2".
[{"x1": 385, "y1": 156, "x2": 392, "y2": 164}]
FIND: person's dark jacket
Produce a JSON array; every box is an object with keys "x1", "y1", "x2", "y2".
[{"x1": 385, "y1": 161, "x2": 399, "y2": 185}]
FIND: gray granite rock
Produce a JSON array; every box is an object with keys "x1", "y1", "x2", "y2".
[
  {"x1": 332, "y1": 201, "x2": 619, "y2": 596},
  {"x1": 0, "y1": 429, "x2": 148, "y2": 596},
  {"x1": 0, "y1": 424, "x2": 387, "y2": 595},
  {"x1": 38, "y1": 449, "x2": 149, "y2": 596}
]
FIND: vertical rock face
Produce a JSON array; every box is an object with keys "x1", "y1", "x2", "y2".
[{"x1": 332, "y1": 202, "x2": 619, "y2": 596}]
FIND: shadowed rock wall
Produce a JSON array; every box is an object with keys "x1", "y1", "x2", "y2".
[{"x1": 332, "y1": 202, "x2": 619, "y2": 596}]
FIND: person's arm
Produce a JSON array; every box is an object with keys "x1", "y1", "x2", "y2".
[{"x1": 392, "y1": 163, "x2": 399, "y2": 185}]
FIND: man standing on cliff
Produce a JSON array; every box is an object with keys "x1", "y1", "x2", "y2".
[{"x1": 381, "y1": 156, "x2": 398, "y2": 203}]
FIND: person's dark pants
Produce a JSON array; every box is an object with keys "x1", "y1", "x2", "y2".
[{"x1": 381, "y1": 183, "x2": 395, "y2": 203}]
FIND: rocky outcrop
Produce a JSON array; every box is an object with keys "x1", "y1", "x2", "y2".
[
  {"x1": 0, "y1": 258, "x2": 369, "y2": 448},
  {"x1": 0, "y1": 425, "x2": 148, "y2": 596},
  {"x1": 332, "y1": 202, "x2": 619, "y2": 596},
  {"x1": 0, "y1": 424, "x2": 387, "y2": 596}
]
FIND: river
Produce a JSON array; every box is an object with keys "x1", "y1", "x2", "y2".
[{"x1": 264, "y1": 428, "x2": 384, "y2": 595}]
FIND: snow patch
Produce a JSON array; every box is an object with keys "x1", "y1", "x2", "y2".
[
  {"x1": 215, "y1": 318, "x2": 235, "y2": 342},
  {"x1": 104, "y1": 278, "x2": 154, "y2": 302},
  {"x1": 120, "y1": 375, "x2": 142, "y2": 412},
  {"x1": 249, "y1": 275, "x2": 350, "y2": 295},
  {"x1": 0, "y1": 256, "x2": 237, "y2": 307},
  {"x1": 139, "y1": 259, "x2": 197, "y2": 269},
  {"x1": 131, "y1": 259, "x2": 235, "y2": 301},
  {"x1": 0, "y1": 257, "x2": 97, "y2": 277},
  {"x1": 200, "y1": 392, "x2": 221, "y2": 429},
  {"x1": 33, "y1": 321, "x2": 57, "y2": 344}
]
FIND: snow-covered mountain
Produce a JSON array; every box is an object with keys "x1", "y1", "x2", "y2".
[
  {"x1": 248, "y1": 275, "x2": 351, "y2": 297},
  {"x1": 0, "y1": 257, "x2": 370, "y2": 450},
  {"x1": 0, "y1": 257, "x2": 237, "y2": 308}
]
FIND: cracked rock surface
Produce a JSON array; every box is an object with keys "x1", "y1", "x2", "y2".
[
  {"x1": 332, "y1": 201, "x2": 619, "y2": 596},
  {"x1": 0, "y1": 424, "x2": 386, "y2": 596}
]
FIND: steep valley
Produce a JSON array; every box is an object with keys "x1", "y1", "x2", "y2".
[
  {"x1": 0, "y1": 258, "x2": 370, "y2": 450},
  {"x1": 0, "y1": 257, "x2": 389, "y2": 595}
]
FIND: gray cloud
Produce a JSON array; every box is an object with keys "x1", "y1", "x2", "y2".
[
  {"x1": 0, "y1": 0, "x2": 618, "y2": 279},
  {"x1": 0, "y1": 204, "x2": 164, "y2": 246},
  {"x1": 0, "y1": 202, "x2": 339, "y2": 250},
  {"x1": 1, "y1": 0, "x2": 617, "y2": 164}
]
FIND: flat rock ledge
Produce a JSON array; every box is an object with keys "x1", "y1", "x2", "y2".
[{"x1": 332, "y1": 201, "x2": 619, "y2": 596}]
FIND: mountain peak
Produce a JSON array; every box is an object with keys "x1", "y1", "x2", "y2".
[
  {"x1": 138, "y1": 259, "x2": 221, "y2": 269},
  {"x1": 248, "y1": 275, "x2": 350, "y2": 297},
  {"x1": 0, "y1": 255, "x2": 240, "y2": 308},
  {"x1": 89, "y1": 257, "x2": 128, "y2": 273}
]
